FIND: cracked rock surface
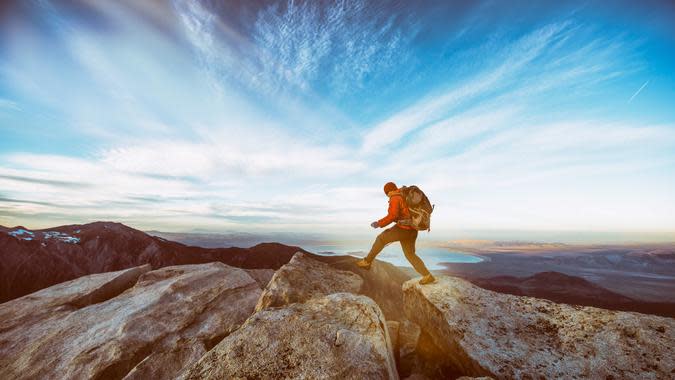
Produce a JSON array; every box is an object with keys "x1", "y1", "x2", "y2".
[
  {"x1": 403, "y1": 276, "x2": 675, "y2": 379},
  {"x1": 0, "y1": 262, "x2": 261, "y2": 380},
  {"x1": 182, "y1": 292, "x2": 398, "y2": 380},
  {"x1": 255, "y1": 251, "x2": 364, "y2": 311}
]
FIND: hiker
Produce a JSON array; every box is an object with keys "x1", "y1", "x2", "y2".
[{"x1": 356, "y1": 181, "x2": 436, "y2": 285}]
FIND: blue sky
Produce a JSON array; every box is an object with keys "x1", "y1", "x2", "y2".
[{"x1": 0, "y1": 0, "x2": 674, "y2": 241}]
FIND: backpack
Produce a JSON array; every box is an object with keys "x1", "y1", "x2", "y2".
[{"x1": 397, "y1": 185, "x2": 434, "y2": 231}]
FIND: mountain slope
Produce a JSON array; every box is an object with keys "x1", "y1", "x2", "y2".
[
  {"x1": 472, "y1": 271, "x2": 675, "y2": 318},
  {"x1": 0, "y1": 222, "x2": 306, "y2": 303}
]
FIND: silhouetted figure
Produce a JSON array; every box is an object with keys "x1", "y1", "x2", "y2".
[{"x1": 356, "y1": 182, "x2": 436, "y2": 284}]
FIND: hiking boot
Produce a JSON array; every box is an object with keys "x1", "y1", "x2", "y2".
[
  {"x1": 356, "y1": 259, "x2": 372, "y2": 270},
  {"x1": 419, "y1": 274, "x2": 436, "y2": 285}
]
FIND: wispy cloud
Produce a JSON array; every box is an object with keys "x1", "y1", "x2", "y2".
[
  {"x1": 251, "y1": 0, "x2": 416, "y2": 97},
  {"x1": 360, "y1": 20, "x2": 642, "y2": 154},
  {"x1": 361, "y1": 21, "x2": 573, "y2": 153}
]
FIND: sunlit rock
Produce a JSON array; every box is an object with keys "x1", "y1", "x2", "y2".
[{"x1": 403, "y1": 276, "x2": 675, "y2": 379}]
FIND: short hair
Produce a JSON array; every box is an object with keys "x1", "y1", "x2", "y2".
[{"x1": 383, "y1": 182, "x2": 397, "y2": 194}]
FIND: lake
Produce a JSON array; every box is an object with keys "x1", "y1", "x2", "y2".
[{"x1": 303, "y1": 243, "x2": 483, "y2": 270}]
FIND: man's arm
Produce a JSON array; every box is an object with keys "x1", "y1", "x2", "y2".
[{"x1": 376, "y1": 197, "x2": 400, "y2": 227}]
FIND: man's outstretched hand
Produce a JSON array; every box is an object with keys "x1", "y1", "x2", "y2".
[{"x1": 370, "y1": 221, "x2": 379, "y2": 229}]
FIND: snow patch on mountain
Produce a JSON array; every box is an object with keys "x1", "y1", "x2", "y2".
[
  {"x1": 8, "y1": 229, "x2": 35, "y2": 240},
  {"x1": 43, "y1": 231, "x2": 80, "y2": 244}
]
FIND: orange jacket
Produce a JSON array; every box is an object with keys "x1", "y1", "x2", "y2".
[{"x1": 377, "y1": 190, "x2": 414, "y2": 229}]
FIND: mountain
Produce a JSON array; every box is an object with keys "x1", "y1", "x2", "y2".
[
  {"x1": 0, "y1": 222, "x2": 307, "y2": 303},
  {"x1": 471, "y1": 271, "x2": 675, "y2": 318},
  {"x1": 472, "y1": 271, "x2": 633, "y2": 304}
]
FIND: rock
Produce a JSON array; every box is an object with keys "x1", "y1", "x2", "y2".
[
  {"x1": 398, "y1": 320, "x2": 421, "y2": 374},
  {"x1": 0, "y1": 262, "x2": 261, "y2": 380},
  {"x1": 402, "y1": 374, "x2": 429, "y2": 380},
  {"x1": 411, "y1": 330, "x2": 457, "y2": 378},
  {"x1": 399, "y1": 320, "x2": 421, "y2": 360},
  {"x1": 387, "y1": 320, "x2": 401, "y2": 357},
  {"x1": 255, "y1": 251, "x2": 363, "y2": 311},
  {"x1": 0, "y1": 265, "x2": 151, "y2": 334},
  {"x1": 182, "y1": 292, "x2": 399, "y2": 380},
  {"x1": 395, "y1": 319, "x2": 453, "y2": 378},
  {"x1": 403, "y1": 276, "x2": 675, "y2": 379},
  {"x1": 311, "y1": 254, "x2": 413, "y2": 320},
  {"x1": 244, "y1": 268, "x2": 275, "y2": 289},
  {"x1": 456, "y1": 377, "x2": 495, "y2": 380}
]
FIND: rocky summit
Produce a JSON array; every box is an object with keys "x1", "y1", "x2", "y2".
[
  {"x1": 1, "y1": 249, "x2": 673, "y2": 379},
  {"x1": 403, "y1": 276, "x2": 675, "y2": 379}
]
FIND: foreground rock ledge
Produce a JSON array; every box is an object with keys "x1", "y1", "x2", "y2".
[
  {"x1": 0, "y1": 263, "x2": 261, "y2": 380},
  {"x1": 403, "y1": 276, "x2": 675, "y2": 379},
  {"x1": 182, "y1": 292, "x2": 399, "y2": 380}
]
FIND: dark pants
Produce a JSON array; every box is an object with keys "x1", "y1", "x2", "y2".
[{"x1": 365, "y1": 225, "x2": 431, "y2": 276}]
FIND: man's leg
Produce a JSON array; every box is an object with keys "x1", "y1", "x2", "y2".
[
  {"x1": 400, "y1": 230, "x2": 431, "y2": 277},
  {"x1": 364, "y1": 226, "x2": 400, "y2": 263}
]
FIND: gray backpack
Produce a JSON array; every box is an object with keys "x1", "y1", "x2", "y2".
[{"x1": 397, "y1": 185, "x2": 434, "y2": 231}]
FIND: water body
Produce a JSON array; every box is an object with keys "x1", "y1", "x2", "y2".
[{"x1": 304, "y1": 243, "x2": 483, "y2": 270}]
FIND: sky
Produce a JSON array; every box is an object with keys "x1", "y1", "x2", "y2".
[{"x1": 0, "y1": 0, "x2": 674, "y2": 242}]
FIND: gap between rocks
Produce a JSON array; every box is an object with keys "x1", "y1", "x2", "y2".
[{"x1": 312, "y1": 254, "x2": 459, "y2": 379}]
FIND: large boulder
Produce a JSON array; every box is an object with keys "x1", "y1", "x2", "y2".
[
  {"x1": 0, "y1": 262, "x2": 261, "y2": 380},
  {"x1": 255, "y1": 251, "x2": 363, "y2": 311},
  {"x1": 311, "y1": 254, "x2": 413, "y2": 320},
  {"x1": 0, "y1": 265, "x2": 151, "y2": 334},
  {"x1": 403, "y1": 276, "x2": 675, "y2": 379},
  {"x1": 182, "y1": 292, "x2": 399, "y2": 380}
]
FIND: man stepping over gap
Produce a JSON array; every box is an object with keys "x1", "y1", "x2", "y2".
[{"x1": 356, "y1": 181, "x2": 436, "y2": 285}]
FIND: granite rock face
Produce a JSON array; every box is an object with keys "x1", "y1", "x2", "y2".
[
  {"x1": 403, "y1": 276, "x2": 675, "y2": 379},
  {"x1": 312, "y1": 254, "x2": 413, "y2": 320},
  {"x1": 255, "y1": 251, "x2": 364, "y2": 311},
  {"x1": 182, "y1": 292, "x2": 399, "y2": 380},
  {"x1": 387, "y1": 320, "x2": 401, "y2": 358},
  {"x1": 184, "y1": 253, "x2": 398, "y2": 379},
  {"x1": 0, "y1": 263, "x2": 261, "y2": 380}
]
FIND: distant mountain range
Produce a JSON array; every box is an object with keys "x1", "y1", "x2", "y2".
[
  {"x1": 0, "y1": 222, "x2": 306, "y2": 303},
  {"x1": 472, "y1": 271, "x2": 675, "y2": 318}
]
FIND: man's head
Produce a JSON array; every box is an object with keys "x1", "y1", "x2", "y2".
[{"x1": 383, "y1": 181, "x2": 397, "y2": 195}]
